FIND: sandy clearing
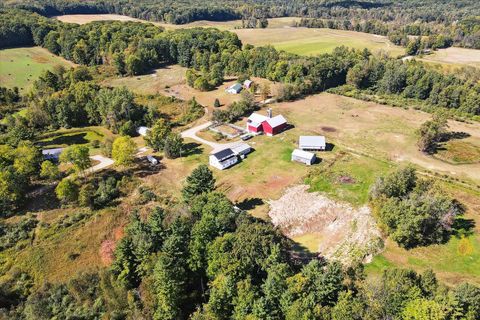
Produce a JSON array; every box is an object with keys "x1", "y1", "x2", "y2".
[{"x1": 268, "y1": 185, "x2": 382, "y2": 265}]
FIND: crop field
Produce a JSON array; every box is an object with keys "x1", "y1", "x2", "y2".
[
  {"x1": 233, "y1": 27, "x2": 405, "y2": 56},
  {"x1": 0, "y1": 47, "x2": 75, "y2": 92}
]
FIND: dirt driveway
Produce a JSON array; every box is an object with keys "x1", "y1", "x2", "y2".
[{"x1": 181, "y1": 121, "x2": 244, "y2": 153}]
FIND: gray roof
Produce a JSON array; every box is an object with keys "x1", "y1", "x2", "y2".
[
  {"x1": 212, "y1": 148, "x2": 235, "y2": 161},
  {"x1": 229, "y1": 83, "x2": 243, "y2": 91},
  {"x1": 299, "y1": 136, "x2": 326, "y2": 148}
]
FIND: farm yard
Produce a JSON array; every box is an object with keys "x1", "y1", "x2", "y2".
[{"x1": 0, "y1": 46, "x2": 74, "y2": 92}]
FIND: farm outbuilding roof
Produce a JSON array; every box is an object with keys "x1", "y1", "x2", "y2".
[
  {"x1": 292, "y1": 149, "x2": 315, "y2": 160},
  {"x1": 299, "y1": 136, "x2": 326, "y2": 150}
]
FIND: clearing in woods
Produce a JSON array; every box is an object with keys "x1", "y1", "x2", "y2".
[
  {"x1": 233, "y1": 27, "x2": 405, "y2": 57},
  {"x1": 0, "y1": 47, "x2": 75, "y2": 92},
  {"x1": 419, "y1": 47, "x2": 480, "y2": 69}
]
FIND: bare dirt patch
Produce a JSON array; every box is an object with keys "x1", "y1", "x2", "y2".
[{"x1": 268, "y1": 185, "x2": 383, "y2": 265}]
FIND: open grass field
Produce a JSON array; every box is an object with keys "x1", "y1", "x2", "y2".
[
  {"x1": 233, "y1": 27, "x2": 405, "y2": 57},
  {"x1": 419, "y1": 47, "x2": 480, "y2": 69},
  {"x1": 103, "y1": 65, "x2": 187, "y2": 95},
  {"x1": 0, "y1": 47, "x2": 75, "y2": 92}
]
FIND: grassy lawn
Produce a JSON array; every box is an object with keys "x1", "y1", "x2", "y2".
[
  {"x1": 0, "y1": 47, "x2": 75, "y2": 92},
  {"x1": 419, "y1": 47, "x2": 480, "y2": 69},
  {"x1": 306, "y1": 151, "x2": 391, "y2": 206},
  {"x1": 233, "y1": 28, "x2": 405, "y2": 57}
]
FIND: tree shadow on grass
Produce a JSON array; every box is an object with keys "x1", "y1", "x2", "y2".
[
  {"x1": 37, "y1": 133, "x2": 89, "y2": 147},
  {"x1": 451, "y1": 217, "x2": 476, "y2": 238},
  {"x1": 182, "y1": 142, "x2": 203, "y2": 157},
  {"x1": 236, "y1": 198, "x2": 264, "y2": 211}
]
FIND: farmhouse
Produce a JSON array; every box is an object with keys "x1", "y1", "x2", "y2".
[
  {"x1": 209, "y1": 148, "x2": 239, "y2": 170},
  {"x1": 42, "y1": 148, "x2": 63, "y2": 161},
  {"x1": 246, "y1": 109, "x2": 287, "y2": 136},
  {"x1": 299, "y1": 136, "x2": 326, "y2": 151},
  {"x1": 291, "y1": 149, "x2": 316, "y2": 165},
  {"x1": 226, "y1": 83, "x2": 243, "y2": 94}
]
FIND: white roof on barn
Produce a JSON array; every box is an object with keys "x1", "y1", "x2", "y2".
[
  {"x1": 299, "y1": 136, "x2": 326, "y2": 148},
  {"x1": 137, "y1": 126, "x2": 150, "y2": 136},
  {"x1": 266, "y1": 115, "x2": 287, "y2": 128},
  {"x1": 292, "y1": 149, "x2": 315, "y2": 160},
  {"x1": 248, "y1": 113, "x2": 268, "y2": 123}
]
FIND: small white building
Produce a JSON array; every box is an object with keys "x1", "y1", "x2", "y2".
[
  {"x1": 243, "y1": 79, "x2": 253, "y2": 89},
  {"x1": 137, "y1": 126, "x2": 150, "y2": 137},
  {"x1": 226, "y1": 83, "x2": 243, "y2": 94},
  {"x1": 299, "y1": 136, "x2": 326, "y2": 151},
  {"x1": 291, "y1": 149, "x2": 316, "y2": 165},
  {"x1": 209, "y1": 148, "x2": 238, "y2": 170},
  {"x1": 230, "y1": 143, "x2": 252, "y2": 158},
  {"x1": 146, "y1": 155, "x2": 158, "y2": 165}
]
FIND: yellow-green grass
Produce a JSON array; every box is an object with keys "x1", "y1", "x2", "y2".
[
  {"x1": 306, "y1": 152, "x2": 392, "y2": 206},
  {"x1": 0, "y1": 47, "x2": 74, "y2": 92},
  {"x1": 233, "y1": 28, "x2": 405, "y2": 57},
  {"x1": 103, "y1": 65, "x2": 187, "y2": 95},
  {"x1": 434, "y1": 140, "x2": 480, "y2": 165}
]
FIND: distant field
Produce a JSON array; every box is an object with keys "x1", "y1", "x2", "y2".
[
  {"x1": 53, "y1": 14, "x2": 298, "y2": 31},
  {"x1": 420, "y1": 47, "x2": 480, "y2": 69},
  {"x1": 104, "y1": 65, "x2": 187, "y2": 94},
  {"x1": 233, "y1": 28, "x2": 405, "y2": 56},
  {"x1": 0, "y1": 47, "x2": 74, "y2": 92}
]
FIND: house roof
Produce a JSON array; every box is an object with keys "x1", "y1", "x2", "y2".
[
  {"x1": 299, "y1": 136, "x2": 326, "y2": 148},
  {"x1": 231, "y1": 143, "x2": 251, "y2": 155},
  {"x1": 292, "y1": 149, "x2": 315, "y2": 160},
  {"x1": 266, "y1": 114, "x2": 287, "y2": 128},
  {"x1": 244, "y1": 80, "x2": 252, "y2": 86},
  {"x1": 211, "y1": 148, "x2": 235, "y2": 161},
  {"x1": 42, "y1": 148, "x2": 64, "y2": 155}
]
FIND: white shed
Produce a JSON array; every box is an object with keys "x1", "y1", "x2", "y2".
[
  {"x1": 299, "y1": 136, "x2": 326, "y2": 151},
  {"x1": 230, "y1": 143, "x2": 252, "y2": 157},
  {"x1": 291, "y1": 149, "x2": 316, "y2": 165}
]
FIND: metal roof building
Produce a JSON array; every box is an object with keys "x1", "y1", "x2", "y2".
[
  {"x1": 299, "y1": 136, "x2": 326, "y2": 151},
  {"x1": 291, "y1": 149, "x2": 316, "y2": 165}
]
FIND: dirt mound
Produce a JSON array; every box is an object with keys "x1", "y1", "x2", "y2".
[
  {"x1": 268, "y1": 185, "x2": 383, "y2": 265},
  {"x1": 321, "y1": 126, "x2": 337, "y2": 132}
]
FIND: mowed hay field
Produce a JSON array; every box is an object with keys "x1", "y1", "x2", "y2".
[
  {"x1": 420, "y1": 47, "x2": 480, "y2": 69},
  {"x1": 0, "y1": 47, "x2": 74, "y2": 92},
  {"x1": 233, "y1": 27, "x2": 405, "y2": 56}
]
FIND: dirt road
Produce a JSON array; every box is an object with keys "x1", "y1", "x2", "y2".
[
  {"x1": 181, "y1": 121, "x2": 246, "y2": 153},
  {"x1": 85, "y1": 155, "x2": 115, "y2": 175}
]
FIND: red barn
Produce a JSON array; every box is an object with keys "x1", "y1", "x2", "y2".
[{"x1": 246, "y1": 112, "x2": 287, "y2": 136}]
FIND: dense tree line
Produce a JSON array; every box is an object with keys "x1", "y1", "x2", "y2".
[
  {"x1": 2, "y1": 165, "x2": 480, "y2": 319},
  {"x1": 370, "y1": 166, "x2": 462, "y2": 249}
]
